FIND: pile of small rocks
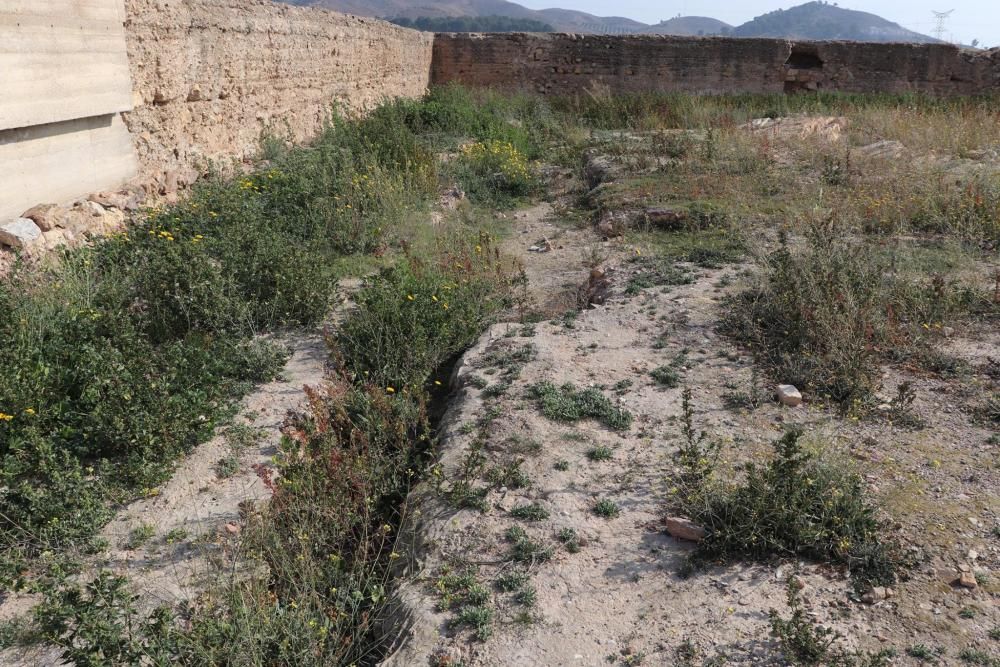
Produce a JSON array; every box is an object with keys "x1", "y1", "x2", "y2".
[{"x1": 0, "y1": 188, "x2": 145, "y2": 259}]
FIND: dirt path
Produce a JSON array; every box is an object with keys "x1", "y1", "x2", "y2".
[
  {"x1": 94, "y1": 333, "x2": 329, "y2": 606},
  {"x1": 383, "y1": 207, "x2": 998, "y2": 665}
]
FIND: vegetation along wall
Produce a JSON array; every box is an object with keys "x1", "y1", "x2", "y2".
[
  {"x1": 431, "y1": 32, "x2": 1000, "y2": 96},
  {"x1": 1, "y1": 0, "x2": 434, "y2": 222}
]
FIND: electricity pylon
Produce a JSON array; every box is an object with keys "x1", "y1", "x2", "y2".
[{"x1": 931, "y1": 9, "x2": 954, "y2": 42}]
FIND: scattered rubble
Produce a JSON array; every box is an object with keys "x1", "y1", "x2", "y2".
[
  {"x1": 664, "y1": 517, "x2": 707, "y2": 542},
  {"x1": 0, "y1": 218, "x2": 42, "y2": 249},
  {"x1": 776, "y1": 384, "x2": 803, "y2": 407}
]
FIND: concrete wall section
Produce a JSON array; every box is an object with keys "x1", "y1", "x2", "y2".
[
  {"x1": 0, "y1": 0, "x2": 133, "y2": 130},
  {"x1": 0, "y1": 114, "x2": 137, "y2": 222},
  {"x1": 123, "y1": 0, "x2": 435, "y2": 188},
  {"x1": 431, "y1": 33, "x2": 1000, "y2": 96}
]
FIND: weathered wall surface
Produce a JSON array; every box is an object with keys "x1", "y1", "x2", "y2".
[
  {"x1": 123, "y1": 0, "x2": 434, "y2": 190},
  {"x1": 432, "y1": 33, "x2": 1000, "y2": 96},
  {"x1": 1, "y1": 0, "x2": 137, "y2": 222}
]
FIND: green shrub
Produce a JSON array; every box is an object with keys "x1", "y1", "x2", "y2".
[
  {"x1": 624, "y1": 257, "x2": 692, "y2": 295},
  {"x1": 769, "y1": 576, "x2": 895, "y2": 666},
  {"x1": 593, "y1": 499, "x2": 621, "y2": 518},
  {"x1": 586, "y1": 445, "x2": 614, "y2": 462},
  {"x1": 396, "y1": 84, "x2": 557, "y2": 159},
  {"x1": 527, "y1": 382, "x2": 633, "y2": 431},
  {"x1": 722, "y1": 223, "x2": 990, "y2": 407},
  {"x1": 650, "y1": 365, "x2": 681, "y2": 388},
  {"x1": 681, "y1": 428, "x2": 901, "y2": 589},
  {"x1": 452, "y1": 140, "x2": 541, "y2": 208},
  {"x1": 335, "y1": 232, "x2": 523, "y2": 390},
  {"x1": 35, "y1": 572, "x2": 175, "y2": 667},
  {"x1": 506, "y1": 526, "x2": 553, "y2": 563},
  {"x1": 510, "y1": 503, "x2": 550, "y2": 521}
]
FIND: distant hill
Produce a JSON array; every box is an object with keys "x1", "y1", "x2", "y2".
[
  {"x1": 388, "y1": 15, "x2": 554, "y2": 32},
  {"x1": 531, "y1": 8, "x2": 646, "y2": 34},
  {"x1": 284, "y1": 0, "x2": 647, "y2": 33},
  {"x1": 732, "y1": 1, "x2": 938, "y2": 43},
  {"x1": 642, "y1": 16, "x2": 732, "y2": 36},
  {"x1": 284, "y1": 0, "x2": 938, "y2": 42}
]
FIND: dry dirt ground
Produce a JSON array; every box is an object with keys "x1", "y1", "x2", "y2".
[{"x1": 384, "y1": 203, "x2": 998, "y2": 666}]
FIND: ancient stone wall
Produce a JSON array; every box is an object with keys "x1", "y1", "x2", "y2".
[
  {"x1": 124, "y1": 0, "x2": 434, "y2": 191},
  {"x1": 432, "y1": 33, "x2": 1000, "y2": 97}
]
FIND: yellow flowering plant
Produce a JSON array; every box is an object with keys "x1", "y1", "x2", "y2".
[{"x1": 454, "y1": 140, "x2": 541, "y2": 208}]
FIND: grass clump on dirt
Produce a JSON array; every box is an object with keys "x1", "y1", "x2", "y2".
[
  {"x1": 593, "y1": 499, "x2": 621, "y2": 519},
  {"x1": 650, "y1": 365, "x2": 682, "y2": 388},
  {"x1": 433, "y1": 569, "x2": 495, "y2": 641},
  {"x1": 506, "y1": 526, "x2": 554, "y2": 564},
  {"x1": 527, "y1": 381, "x2": 633, "y2": 431},
  {"x1": 624, "y1": 256, "x2": 693, "y2": 295},
  {"x1": 586, "y1": 445, "x2": 614, "y2": 462},
  {"x1": 510, "y1": 503, "x2": 550, "y2": 521}
]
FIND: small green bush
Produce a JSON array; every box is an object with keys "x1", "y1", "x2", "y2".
[
  {"x1": 586, "y1": 445, "x2": 614, "y2": 462},
  {"x1": 722, "y1": 223, "x2": 992, "y2": 407},
  {"x1": 593, "y1": 499, "x2": 621, "y2": 518},
  {"x1": 335, "y1": 232, "x2": 523, "y2": 390},
  {"x1": 681, "y1": 428, "x2": 901, "y2": 589},
  {"x1": 506, "y1": 526, "x2": 553, "y2": 563},
  {"x1": 624, "y1": 257, "x2": 693, "y2": 295},
  {"x1": 495, "y1": 571, "x2": 530, "y2": 592},
  {"x1": 650, "y1": 365, "x2": 681, "y2": 388},
  {"x1": 510, "y1": 503, "x2": 550, "y2": 521},
  {"x1": 769, "y1": 576, "x2": 895, "y2": 666},
  {"x1": 527, "y1": 382, "x2": 633, "y2": 431}
]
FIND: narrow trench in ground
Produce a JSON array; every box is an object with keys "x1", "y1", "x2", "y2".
[{"x1": 356, "y1": 348, "x2": 486, "y2": 664}]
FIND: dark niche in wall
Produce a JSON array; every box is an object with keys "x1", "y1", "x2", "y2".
[{"x1": 784, "y1": 46, "x2": 825, "y2": 93}]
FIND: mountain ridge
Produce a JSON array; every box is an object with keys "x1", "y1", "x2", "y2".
[{"x1": 284, "y1": 0, "x2": 939, "y2": 42}]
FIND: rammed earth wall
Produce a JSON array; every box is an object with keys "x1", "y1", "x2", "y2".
[
  {"x1": 123, "y1": 0, "x2": 434, "y2": 190},
  {"x1": 431, "y1": 32, "x2": 1000, "y2": 96}
]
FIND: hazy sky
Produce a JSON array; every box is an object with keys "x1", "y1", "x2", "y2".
[{"x1": 515, "y1": 0, "x2": 999, "y2": 46}]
